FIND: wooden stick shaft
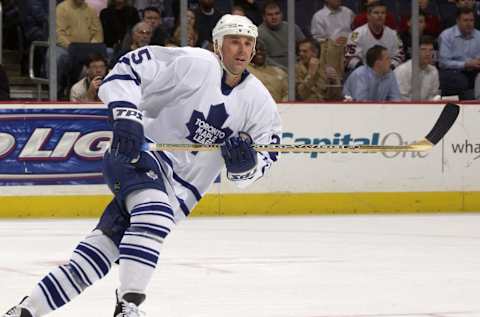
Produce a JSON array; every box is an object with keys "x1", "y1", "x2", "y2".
[{"x1": 145, "y1": 139, "x2": 434, "y2": 153}]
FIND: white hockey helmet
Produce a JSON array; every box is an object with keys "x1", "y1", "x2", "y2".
[{"x1": 212, "y1": 14, "x2": 258, "y2": 55}]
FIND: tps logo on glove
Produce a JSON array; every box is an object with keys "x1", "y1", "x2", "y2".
[
  {"x1": 113, "y1": 108, "x2": 143, "y2": 124},
  {"x1": 110, "y1": 106, "x2": 144, "y2": 163}
]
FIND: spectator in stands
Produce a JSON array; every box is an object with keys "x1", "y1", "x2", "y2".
[
  {"x1": 296, "y1": 38, "x2": 342, "y2": 101},
  {"x1": 439, "y1": 7, "x2": 480, "y2": 99},
  {"x1": 310, "y1": 0, "x2": 354, "y2": 45},
  {"x1": 187, "y1": 7, "x2": 196, "y2": 26},
  {"x1": 194, "y1": 0, "x2": 223, "y2": 48},
  {"x1": 173, "y1": 7, "x2": 196, "y2": 35},
  {"x1": 120, "y1": 7, "x2": 167, "y2": 53},
  {"x1": 345, "y1": 0, "x2": 404, "y2": 73},
  {"x1": 398, "y1": 0, "x2": 441, "y2": 37},
  {"x1": 142, "y1": 7, "x2": 168, "y2": 45},
  {"x1": 172, "y1": 9, "x2": 198, "y2": 46},
  {"x1": 70, "y1": 53, "x2": 107, "y2": 102},
  {"x1": 172, "y1": 25, "x2": 199, "y2": 46},
  {"x1": 136, "y1": 0, "x2": 175, "y2": 33},
  {"x1": 343, "y1": 45, "x2": 401, "y2": 101},
  {"x1": 258, "y1": 0, "x2": 306, "y2": 69},
  {"x1": 100, "y1": 0, "x2": 139, "y2": 51},
  {"x1": 439, "y1": 0, "x2": 480, "y2": 30},
  {"x1": 394, "y1": 35, "x2": 440, "y2": 101},
  {"x1": 110, "y1": 21, "x2": 152, "y2": 67},
  {"x1": 233, "y1": 0, "x2": 262, "y2": 25},
  {"x1": 0, "y1": 65, "x2": 11, "y2": 100},
  {"x1": 352, "y1": 0, "x2": 397, "y2": 30},
  {"x1": 399, "y1": 11, "x2": 426, "y2": 60},
  {"x1": 247, "y1": 40, "x2": 288, "y2": 102},
  {"x1": 56, "y1": 0, "x2": 103, "y2": 99},
  {"x1": 57, "y1": 0, "x2": 103, "y2": 48}
]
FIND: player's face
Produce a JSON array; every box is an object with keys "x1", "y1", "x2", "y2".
[
  {"x1": 221, "y1": 35, "x2": 255, "y2": 74},
  {"x1": 367, "y1": 6, "x2": 386, "y2": 28}
]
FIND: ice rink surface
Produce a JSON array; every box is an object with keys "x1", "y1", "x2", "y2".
[{"x1": 0, "y1": 214, "x2": 479, "y2": 317}]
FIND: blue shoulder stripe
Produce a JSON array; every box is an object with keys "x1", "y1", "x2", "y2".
[{"x1": 102, "y1": 74, "x2": 140, "y2": 86}]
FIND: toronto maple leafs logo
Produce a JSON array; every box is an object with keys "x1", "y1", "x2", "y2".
[{"x1": 186, "y1": 103, "x2": 233, "y2": 145}]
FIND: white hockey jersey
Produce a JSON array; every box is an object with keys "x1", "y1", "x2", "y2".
[
  {"x1": 99, "y1": 46, "x2": 282, "y2": 218},
  {"x1": 345, "y1": 24, "x2": 405, "y2": 71}
]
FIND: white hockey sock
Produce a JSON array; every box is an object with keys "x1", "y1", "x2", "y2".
[
  {"x1": 118, "y1": 189, "x2": 175, "y2": 295},
  {"x1": 24, "y1": 230, "x2": 118, "y2": 316}
]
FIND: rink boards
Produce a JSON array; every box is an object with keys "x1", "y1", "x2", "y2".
[{"x1": 0, "y1": 102, "x2": 479, "y2": 217}]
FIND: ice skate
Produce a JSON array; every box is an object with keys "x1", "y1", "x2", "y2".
[
  {"x1": 113, "y1": 290, "x2": 146, "y2": 317},
  {"x1": 2, "y1": 297, "x2": 33, "y2": 317}
]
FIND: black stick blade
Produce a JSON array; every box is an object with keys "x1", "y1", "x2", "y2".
[{"x1": 424, "y1": 103, "x2": 460, "y2": 145}]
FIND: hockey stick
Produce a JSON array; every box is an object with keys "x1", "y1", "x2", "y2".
[{"x1": 143, "y1": 103, "x2": 460, "y2": 153}]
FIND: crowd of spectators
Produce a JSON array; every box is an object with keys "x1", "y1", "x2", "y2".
[{"x1": 7, "y1": 0, "x2": 480, "y2": 101}]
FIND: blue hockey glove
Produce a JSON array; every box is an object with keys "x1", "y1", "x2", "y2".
[
  {"x1": 221, "y1": 132, "x2": 257, "y2": 181},
  {"x1": 109, "y1": 103, "x2": 144, "y2": 163}
]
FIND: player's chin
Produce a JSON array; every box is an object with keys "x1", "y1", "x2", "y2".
[{"x1": 231, "y1": 63, "x2": 247, "y2": 73}]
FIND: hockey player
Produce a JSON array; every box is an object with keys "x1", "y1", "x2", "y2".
[{"x1": 3, "y1": 14, "x2": 281, "y2": 317}]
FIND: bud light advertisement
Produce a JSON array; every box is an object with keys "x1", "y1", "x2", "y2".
[{"x1": 0, "y1": 107, "x2": 112, "y2": 185}]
